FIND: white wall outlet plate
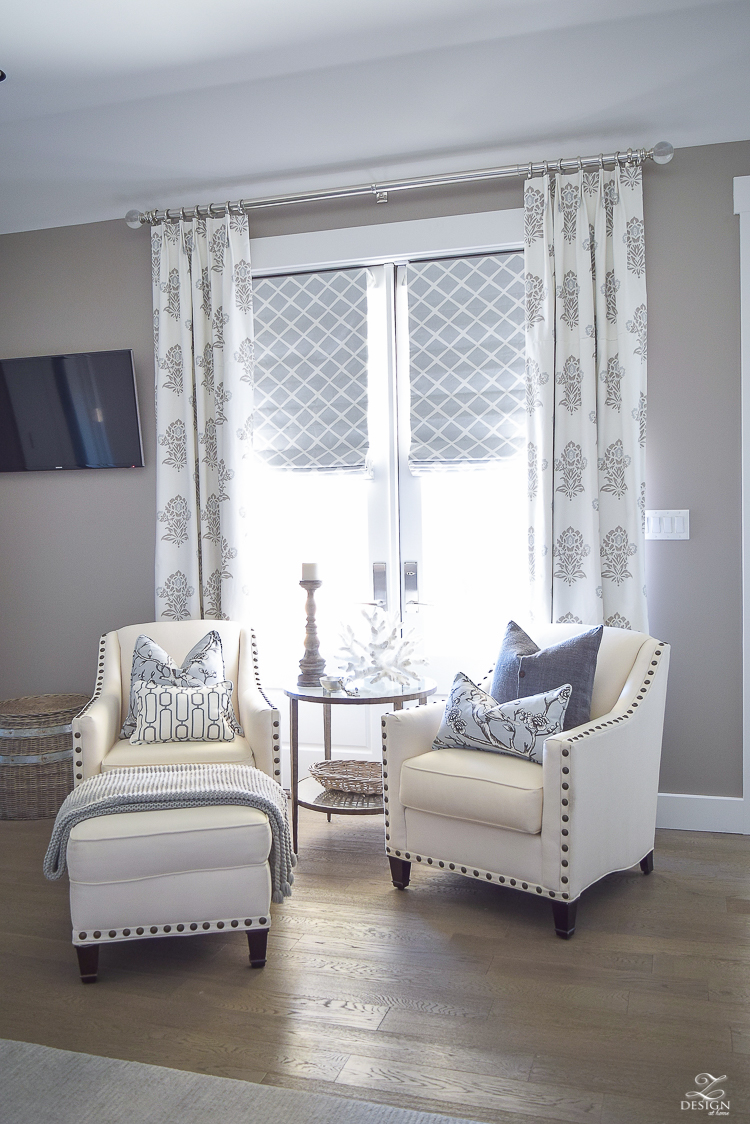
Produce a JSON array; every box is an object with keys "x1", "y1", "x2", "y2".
[{"x1": 645, "y1": 509, "x2": 690, "y2": 540}]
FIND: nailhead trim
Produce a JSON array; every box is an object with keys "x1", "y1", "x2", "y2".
[
  {"x1": 73, "y1": 632, "x2": 109, "y2": 785},
  {"x1": 386, "y1": 845, "x2": 575, "y2": 899},
  {"x1": 74, "y1": 914, "x2": 270, "y2": 944}
]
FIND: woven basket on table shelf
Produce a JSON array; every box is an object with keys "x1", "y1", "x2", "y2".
[
  {"x1": 308, "y1": 759, "x2": 383, "y2": 795},
  {"x1": 0, "y1": 693, "x2": 89, "y2": 820}
]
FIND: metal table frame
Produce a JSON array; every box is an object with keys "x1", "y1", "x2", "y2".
[{"x1": 283, "y1": 681, "x2": 436, "y2": 853}]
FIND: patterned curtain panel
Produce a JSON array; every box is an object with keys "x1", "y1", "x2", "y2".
[
  {"x1": 407, "y1": 254, "x2": 525, "y2": 473},
  {"x1": 525, "y1": 166, "x2": 648, "y2": 631},
  {"x1": 152, "y1": 214, "x2": 254, "y2": 621},
  {"x1": 252, "y1": 268, "x2": 369, "y2": 471}
]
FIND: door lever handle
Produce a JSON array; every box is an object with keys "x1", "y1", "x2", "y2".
[{"x1": 372, "y1": 562, "x2": 388, "y2": 610}]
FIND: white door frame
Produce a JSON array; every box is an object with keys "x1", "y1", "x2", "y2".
[{"x1": 250, "y1": 203, "x2": 750, "y2": 829}]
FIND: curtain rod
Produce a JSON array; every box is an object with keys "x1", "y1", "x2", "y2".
[{"x1": 125, "y1": 141, "x2": 674, "y2": 228}]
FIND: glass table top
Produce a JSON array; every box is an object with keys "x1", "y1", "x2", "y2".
[{"x1": 283, "y1": 678, "x2": 437, "y2": 704}]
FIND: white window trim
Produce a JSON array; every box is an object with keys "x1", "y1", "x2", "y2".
[{"x1": 249, "y1": 208, "x2": 523, "y2": 275}]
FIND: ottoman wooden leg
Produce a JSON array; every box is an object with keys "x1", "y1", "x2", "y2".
[
  {"x1": 76, "y1": 944, "x2": 99, "y2": 983},
  {"x1": 247, "y1": 929, "x2": 268, "y2": 968}
]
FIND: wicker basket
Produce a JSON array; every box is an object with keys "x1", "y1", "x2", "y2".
[
  {"x1": 308, "y1": 759, "x2": 383, "y2": 795},
  {"x1": 0, "y1": 694, "x2": 89, "y2": 820}
]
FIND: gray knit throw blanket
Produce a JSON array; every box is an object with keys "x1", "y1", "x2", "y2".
[{"x1": 44, "y1": 763, "x2": 296, "y2": 902}]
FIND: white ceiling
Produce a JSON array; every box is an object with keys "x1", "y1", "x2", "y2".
[{"x1": 2, "y1": 0, "x2": 749, "y2": 235}]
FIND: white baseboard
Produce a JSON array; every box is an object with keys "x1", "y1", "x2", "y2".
[{"x1": 656, "y1": 792, "x2": 747, "y2": 834}]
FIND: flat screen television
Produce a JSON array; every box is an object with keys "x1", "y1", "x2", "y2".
[{"x1": 0, "y1": 349, "x2": 144, "y2": 472}]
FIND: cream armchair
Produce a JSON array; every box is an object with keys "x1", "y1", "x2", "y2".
[
  {"x1": 72, "y1": 621, "x2": 281, "y2": 785},
  {"x1": 381, "y1": 625, "x2": 670, "y2": 938}
]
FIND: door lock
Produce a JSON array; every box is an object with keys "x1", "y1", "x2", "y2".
[{"x1": 403, "y1": 561, "x2": 418, "y2": 605}]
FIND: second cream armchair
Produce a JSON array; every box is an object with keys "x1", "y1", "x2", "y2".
[{"x1": 381, "y1": 624, "x2": 670, "y2": 938}]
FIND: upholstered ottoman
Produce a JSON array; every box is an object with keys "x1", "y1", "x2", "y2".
[{"x1": 67, "y1": 804, "x2": 273, "y2": 982}]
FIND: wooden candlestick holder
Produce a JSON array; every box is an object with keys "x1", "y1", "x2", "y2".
[{"x1": 297, "y1": 579, "x2": 326, "y2": 687}]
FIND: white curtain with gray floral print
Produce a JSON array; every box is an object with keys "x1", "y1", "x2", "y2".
[
  {"x1": 152, "y1": 213, "x2": 254, "y2": 622},
  {"x1": 525, "y1": 165, "x2": 648, "y2": 631}
]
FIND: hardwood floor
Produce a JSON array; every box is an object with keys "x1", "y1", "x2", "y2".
[{"x1": 1, "y1": 810, "x2": 749, "y2": 1123}]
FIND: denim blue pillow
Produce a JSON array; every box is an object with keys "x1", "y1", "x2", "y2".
[{"x1": 490, "y1": 621, "x2": 603, "y2": 731}]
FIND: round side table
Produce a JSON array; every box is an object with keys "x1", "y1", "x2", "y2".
[{"x1": 283, "y1": 679, "x2": 437, "y2": 853}]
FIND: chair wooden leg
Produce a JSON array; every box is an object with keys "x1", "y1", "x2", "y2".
[
  {"x1": 247, "y1": 929, "x2": 268, "y2": 968},
  {"x1": 388, "y1": 855, "x2": 411, "y2": 890},
  {"x1": 640, "y1": 850, "x2": 654, "y2": 875},
  {"x1": 76, "y1": 944, "x2": 99, "y2": 983},
  {"x1": 551, "y1": 899, "x2": 578, "y2": 939}
]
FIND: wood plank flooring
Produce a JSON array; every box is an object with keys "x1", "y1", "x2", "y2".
[{"x1": 1, "y1": 811, "x2": 749, "y2": 1123}]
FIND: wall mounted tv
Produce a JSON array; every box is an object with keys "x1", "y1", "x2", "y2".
[{"x1": 0, "y1": 349, "x2": 144, "y2": 472}]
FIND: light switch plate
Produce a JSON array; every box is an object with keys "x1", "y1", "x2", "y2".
[{"x1": 645, "y1": 509, "x2": 690, "y2": 540}]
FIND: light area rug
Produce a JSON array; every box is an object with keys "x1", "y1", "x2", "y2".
[{"x1": 1, "y1": 1039, "x2": 483, "y2": 1124}]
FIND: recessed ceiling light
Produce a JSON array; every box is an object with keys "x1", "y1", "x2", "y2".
[{"x1": 0, "y1": 72, "x2": 6, "y2": 82}]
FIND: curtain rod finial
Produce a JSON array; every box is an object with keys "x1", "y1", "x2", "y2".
[
  {"x1": 651, "y1": 141, "x2": 674, "y2": 165},
  {"x1": 125, "y1": 209, "x2": 144, "y2": 229}
]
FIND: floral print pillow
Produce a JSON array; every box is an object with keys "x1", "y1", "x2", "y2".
[
  {"x1": 433, "y1": 673, "x2": 571, "y2": 763},
  {"x1": 120, "y1": 630, "x2": 242, "y2": 738}
]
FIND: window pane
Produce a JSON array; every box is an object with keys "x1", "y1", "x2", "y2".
[
  {"x1": 406, "y1": 252, "x2": 525, "y2": 472},
  {"x1": 253, "y1": 268, "x2": 369, "y2": 472}
]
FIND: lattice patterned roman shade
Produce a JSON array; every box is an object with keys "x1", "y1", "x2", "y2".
[
  {"x1": 252, "y1": 268, "x2": 369, "y2": 472},
  {"x1": 407, "y1": 252, "x2": 525, "y2": 472}
]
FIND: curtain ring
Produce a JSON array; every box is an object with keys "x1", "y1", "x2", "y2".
[
  {"x1": 527, "y1": 161, "x2": 533, "y2": 180},
  {"x1": 543, "y1": 160, "x2": 549, "y2": 178},
  {"x1": 598, "y1": 153, "x2": 604, "y2": 170},
  {"x1": 577, "y1": 157, "x2": 583, "y2": 173},
  {"x1": 180, "y1": 207, "x2": 187, "y2": 222}
]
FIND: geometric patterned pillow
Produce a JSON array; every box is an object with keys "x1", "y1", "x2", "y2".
[
  {"x1": 120, "y1": 631, "x2": 242, "y2": 738},
  {"x1": 128, "y1": 682, "x2": 237, "y2": 744},
  {"x1": 432, "y1": 672, "x2": 571, "y2": 764}
]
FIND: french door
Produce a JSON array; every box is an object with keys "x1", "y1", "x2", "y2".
[{"x1": 244, "y1": 212, "x2": 528, "y2": 757}]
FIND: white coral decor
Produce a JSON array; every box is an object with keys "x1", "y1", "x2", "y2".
[{"x1": 337, "y1": 609, "x2": 426, "y2": 687}]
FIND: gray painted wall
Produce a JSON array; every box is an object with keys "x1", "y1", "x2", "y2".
[
  {"x1": 0, "y1": 140, "x2": 748, "y2": 796},
  {"x1": 0, "y1": 220, "x2": 156, "y2": 697}
]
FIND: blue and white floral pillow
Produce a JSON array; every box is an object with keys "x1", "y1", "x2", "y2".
[
  {"x1": 433, "y1": 673, "x2": 571, "y2": 763},
  {"x1": 121, "y1": 631, "x2": 242, "y2": 739}
]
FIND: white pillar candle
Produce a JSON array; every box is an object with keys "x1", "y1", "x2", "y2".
[{"x1": 301, "y1": 562, "x2": 319, "y2": 581}]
